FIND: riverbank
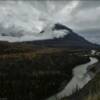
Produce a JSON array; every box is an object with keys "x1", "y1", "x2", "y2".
[
  {"x1": 61, "y1": 56, "x2": 100, "y2": 100},
  {"x1": 47, "y1": 57, "x2": 98, "y2": 100}
]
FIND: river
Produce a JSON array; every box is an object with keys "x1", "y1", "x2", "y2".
[{"x1": 47, "y1": 57, "x2": 98, "y2": 100}]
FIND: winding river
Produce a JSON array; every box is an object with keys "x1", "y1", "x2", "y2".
[{"x1": 47, "y1": 57, "x2": 98, "y2": 100}]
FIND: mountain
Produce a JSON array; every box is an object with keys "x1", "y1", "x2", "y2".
[
  {"x1": 25, "y1": 23, "x2": 100, "y2": 49},
  {"x1": 0, "y1": 23, "x2": 99, "y2": 49}
]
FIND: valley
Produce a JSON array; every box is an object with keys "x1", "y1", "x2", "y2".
[
  {"x1": 0, "y1": 1, "x2": 99, "y2": 100},
  {"x1": 0, "y1": 43, "x2": 91, "y2": 100}
]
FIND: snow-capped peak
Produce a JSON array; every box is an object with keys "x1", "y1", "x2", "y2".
[{"x1": 39, "y1": 23, "x2": 72, "y2": 38}]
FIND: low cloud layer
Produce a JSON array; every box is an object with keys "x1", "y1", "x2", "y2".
[{"x1": 0, "y1": 0, "x2": 99, "y2": 43}]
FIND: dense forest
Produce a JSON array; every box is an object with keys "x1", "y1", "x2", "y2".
[{"x1": 0, "y1": 43, "x2": 90, "y2": 100}]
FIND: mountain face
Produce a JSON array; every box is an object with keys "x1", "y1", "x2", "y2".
[{"x1": 26, "y1": 23, "x2": 99, "y2": 49}]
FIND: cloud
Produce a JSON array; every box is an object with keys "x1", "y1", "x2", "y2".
[
  {"x1": 0, "y1": 0, "x2": 99, "y2": 43},
  {"x1": 0, "y1": 1, "x2": 44, "y2": 33},
  {"x1": 0, "y1": 0, "x2": 71, "y2": 42}
]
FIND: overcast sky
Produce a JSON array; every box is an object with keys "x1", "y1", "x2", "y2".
[{"x1": 0, "y1": 0, "x2": 100, "y2": 43}]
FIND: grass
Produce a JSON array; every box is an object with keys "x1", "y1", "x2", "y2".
[
  {"x1": 84, "y1": 93, "x2": 100, "y2": 100},
  {"x1": 83, "y1": 72, "x2": 100, "y2": 100}
]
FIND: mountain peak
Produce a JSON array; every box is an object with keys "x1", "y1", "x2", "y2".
[{"x1": 52, "y1": 23, "x2": 73, "y2": 33}]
